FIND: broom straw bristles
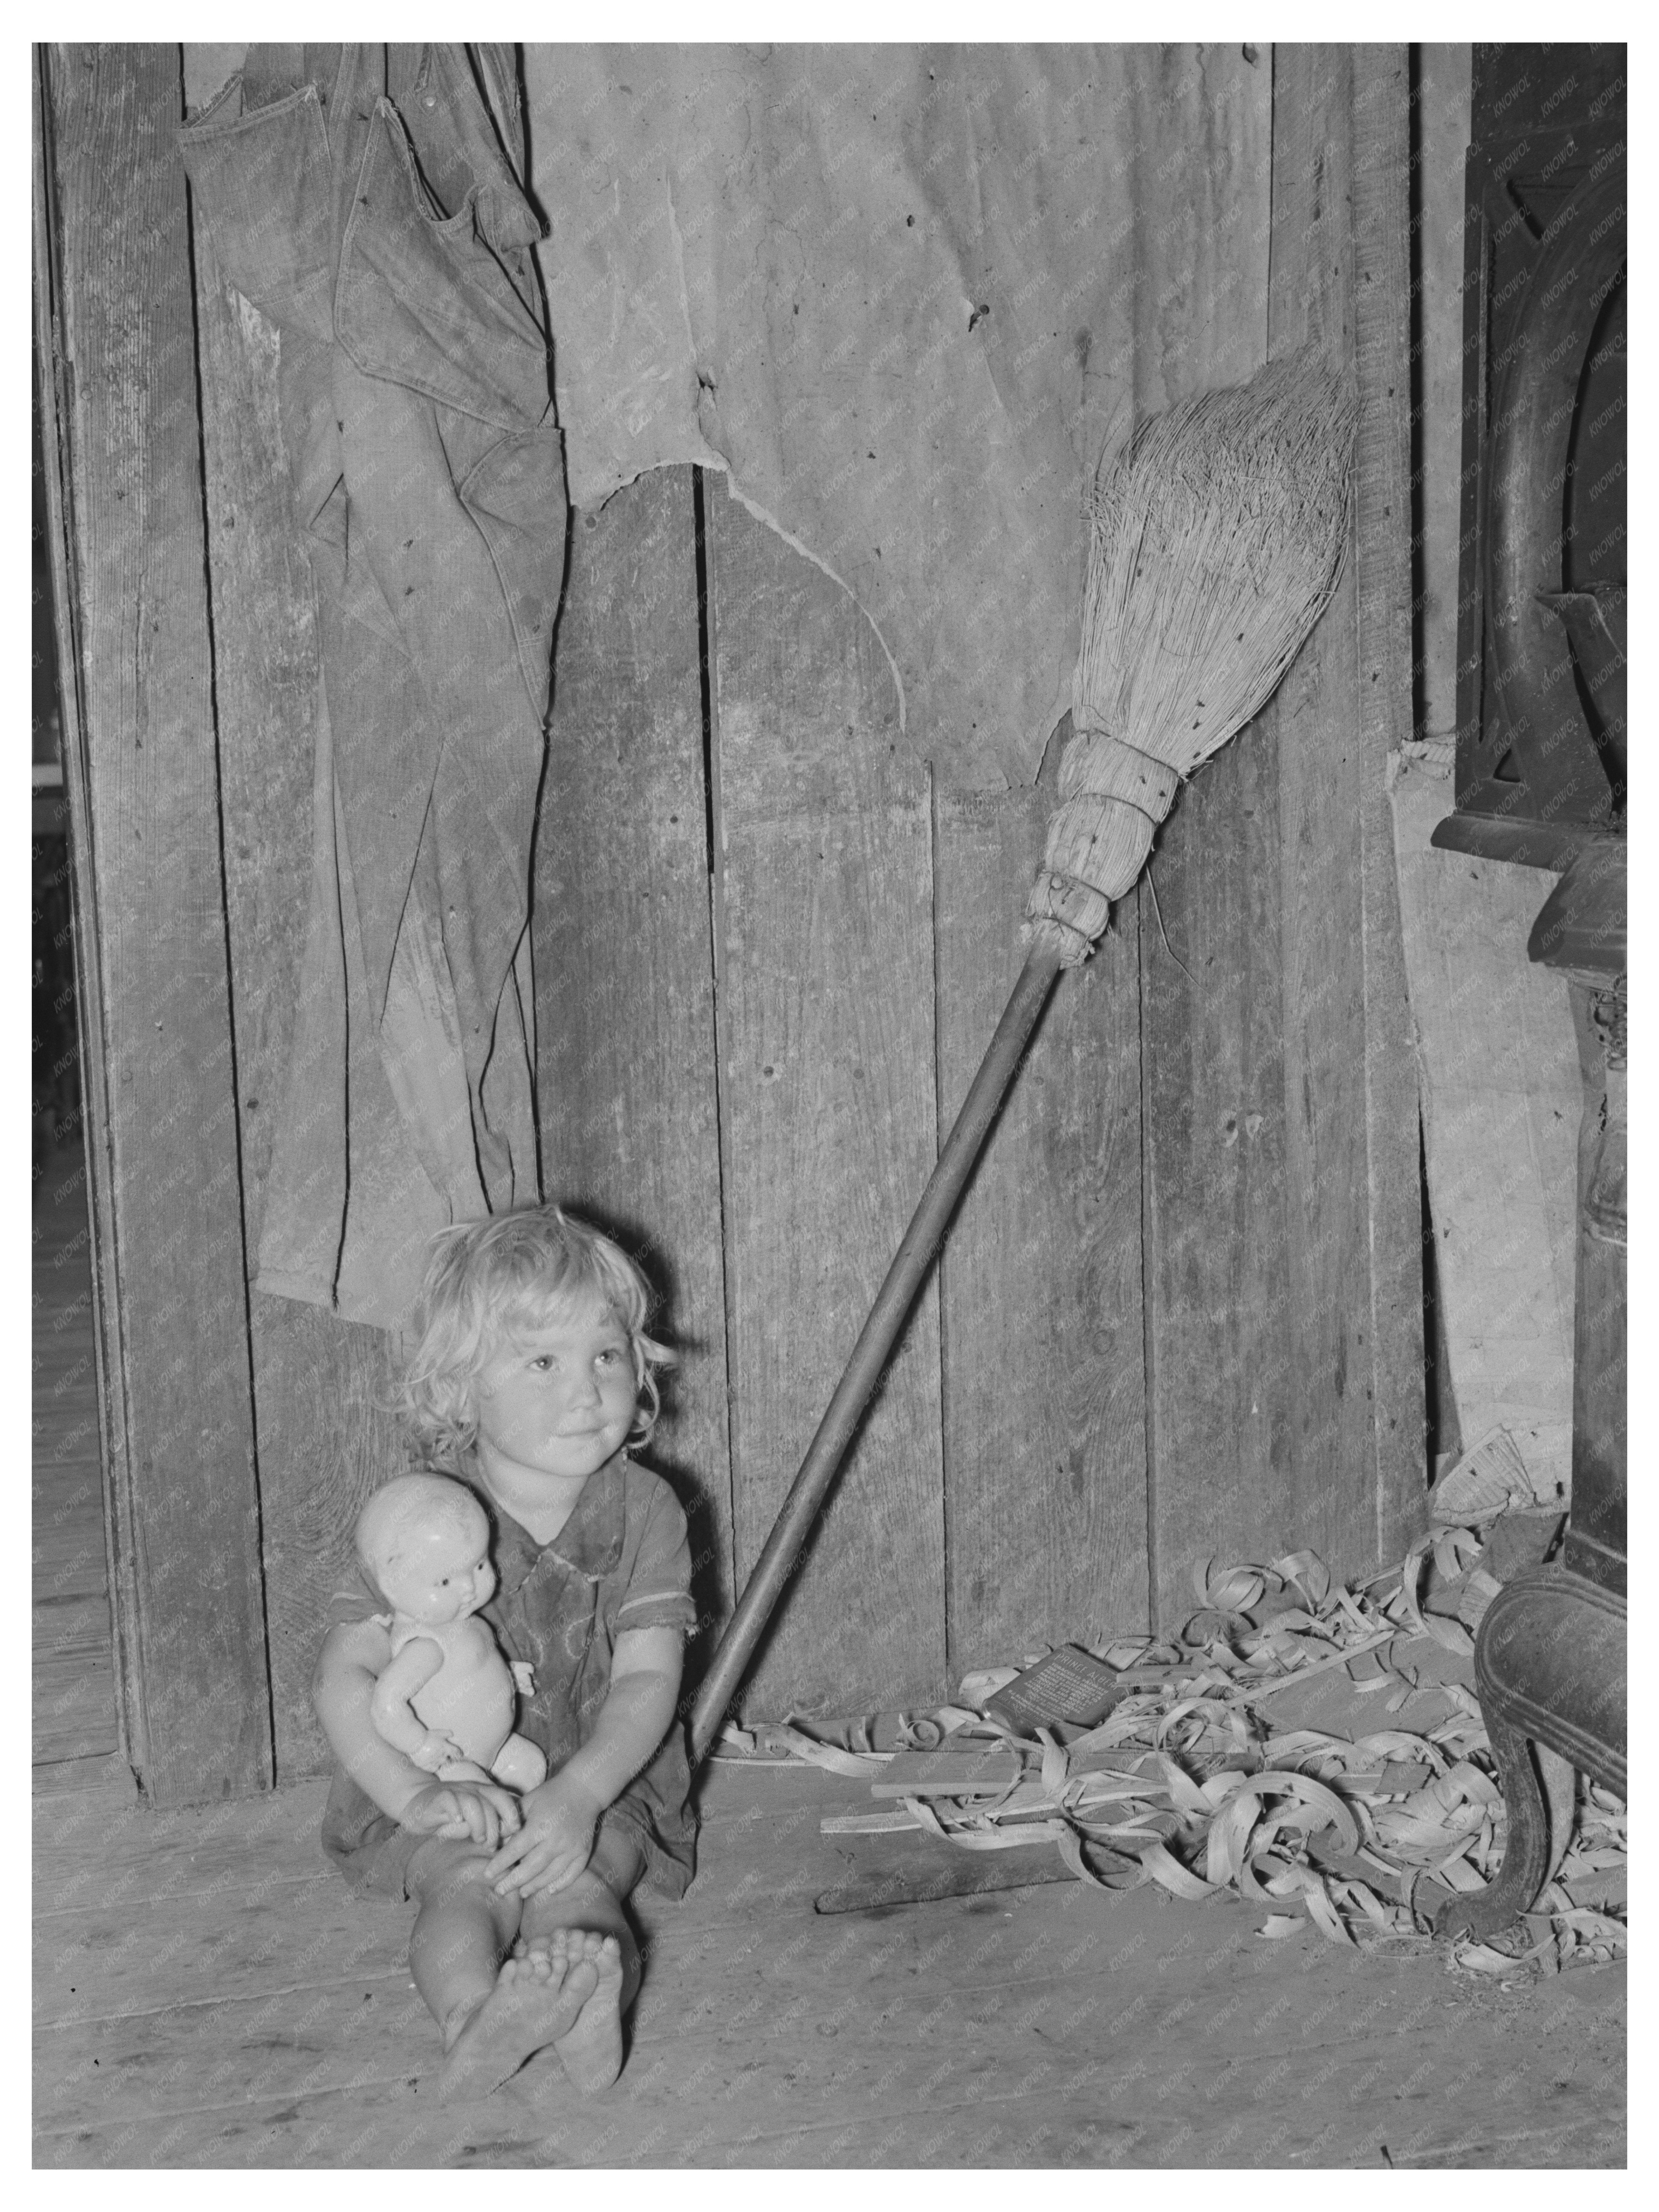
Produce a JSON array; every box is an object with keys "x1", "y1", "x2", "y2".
[{"x1": 1026, "y1": 351, "x2": 1357, "y2": 963}]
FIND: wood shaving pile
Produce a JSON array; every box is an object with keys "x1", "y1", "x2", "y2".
[{"x1": 718, "y1": 1530, "x2": 1627, "y2": 1979}]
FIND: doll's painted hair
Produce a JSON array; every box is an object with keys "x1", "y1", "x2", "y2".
[
  {"x1": 397, "y1": 1205, "x2": 674, "y2": 1472},
  {"x1": 355, "y1": 1472, "x2": 486, "y2": 1597}
]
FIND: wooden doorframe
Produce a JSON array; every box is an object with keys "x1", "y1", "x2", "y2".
[{"x1": 33, "y1": 43, "x2": 273, "y2": 1805}]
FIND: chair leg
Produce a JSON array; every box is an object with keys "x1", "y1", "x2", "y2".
[{"x1": 1434, "y1": 1713, "x2": 1559, "y2": 1942}]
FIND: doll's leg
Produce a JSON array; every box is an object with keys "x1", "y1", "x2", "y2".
[
  {"x1": 407, "y1": 1838, "x2": 591, "y2": 2101},
  {"x1": 489, "y1": 1733, "x2": 548, "y2": 1791}
]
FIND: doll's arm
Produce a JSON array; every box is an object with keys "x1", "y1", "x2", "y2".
[
  {"x1": 313, "y1": 1617, "x2": 517, "y2": 1838},
  {"x1": 367, "y1": 1635, "x2": 461, "y2": 1770}
]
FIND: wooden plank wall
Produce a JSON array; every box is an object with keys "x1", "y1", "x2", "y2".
[
  {"x1": 932, "y1": 44, "x2": 1280, "y2": 1665},
  {"x1": 46, "y1": 44, "x2": 1426, "y2": 1776},
  {"x1": 542, "y1": 482, "x2": 1156, "y2": 1717},
  {"x1": 34, "y1": 45, "x2": 271, "y2": 1802},
  {"x1": 1141, "y1": 44, "x2": 1425, "y2": 1624},
  {"x1": 537, "y1": 472, "x2": 1156, "y2": 1717}
]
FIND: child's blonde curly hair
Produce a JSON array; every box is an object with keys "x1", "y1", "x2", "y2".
[{"x1": 397, "y1": 1205, "x2": 674, "y2": 1473}]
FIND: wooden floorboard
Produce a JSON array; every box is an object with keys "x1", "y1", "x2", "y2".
[
  {"x1": 31, "y1": 1754, "x2": 138, "y2": 1804},
  {"x1": 33, "y1": 1135, "x2": 119, "y2": 1774},
  {"x1": 33, "y1": 1648, "x2": 119, "y2": 1765},
  {"x1": 31, "y1": 1527, "x2": 108, "y2": 1610},
  {"x1": 34, "y1": 1592, "x2": 113, "y2": 1657},
  {"x1": 33, "y1": 1756, "x2": 1625, "y2": 2168}
]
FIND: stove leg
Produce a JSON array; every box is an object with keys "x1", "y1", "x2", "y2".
[{"x1": 1434, "y1": 1718, "x2": 1573, "y2": 1942}]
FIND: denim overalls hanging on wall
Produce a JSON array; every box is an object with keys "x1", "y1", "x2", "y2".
[{"x1": 182, "y1": 45, "x2": 564, "y2": 1330}]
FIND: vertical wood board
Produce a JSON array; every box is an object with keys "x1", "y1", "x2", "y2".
[
  {"x1": 706, "y1": 485, "x2": 947, "y2": 1716},
  {"x1": 189, "y1": 209, "x2": 404, "y2": 1781},
  {"x1": 1127, "y1": 64, "x2": 1281, "y2": 1628},
  {"x1": 186, "y1": 234, "x2": 317, "y2": 1250},
  {"x1": 1139, "y1": 731, "x2": 1296, "y2": 1623},
  {"x1": 1265, "y1": 44, "x2": 1426, "y2": 1565},
  {"x1": 33, "y1": 80, "x2": 130, "y2": 1779},
  {"x1": 1261, "y1": 44, "x2": 1378, "y2": 1576},
  {"x1": 933, "y1": 764, "x2": 1149, "y2": 1673},
  {"x1": 1415, "y1": 45, "x2": 1474, "y2": 744},
  {"x1": 1348, "y1": 44, "x2": 1432, "y2": 1556},
  {"x1": 244, "y1": 1307, "x2": 403, "y2": 1779},
  {"x1": 535, "y1": 467, "x2": 735, "y2": 1643},
  {"x1": 33, "y1": 1149, "x2": 118, "y2": 1772},
  {"x1": 38, "y1": 44, "x2": 271, "y2": 1802}
]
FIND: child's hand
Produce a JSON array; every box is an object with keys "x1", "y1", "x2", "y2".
[
  {"x1": 484, "y1": 1773, "x2": 601, "y2": 1898},
  {"x1": 402, "y1": 1778, "x2": 523, "y2": 1849}
]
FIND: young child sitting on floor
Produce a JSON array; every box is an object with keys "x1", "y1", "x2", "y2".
[{"x1": 312, "y1": 1205, "x2": 697, "y2": 2100}]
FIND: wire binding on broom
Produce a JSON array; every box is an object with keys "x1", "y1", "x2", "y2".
[{"x1": 1027, "y1": 351, "x2": 1358, "y2": 964}]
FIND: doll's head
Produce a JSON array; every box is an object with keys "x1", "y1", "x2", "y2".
[
  {"x1": 396, "y1": 1204, "x2": 674, "y2": 1474},
  {"x1": 356, "y1": 1473, "x2": 495, "y2": 1624}
]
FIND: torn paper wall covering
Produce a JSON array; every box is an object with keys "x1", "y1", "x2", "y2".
[{"x1": 526, "y1": 44, "x2": 1270, "y2": 788}]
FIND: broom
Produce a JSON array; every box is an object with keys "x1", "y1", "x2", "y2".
[{"x1": 689, "y1": 351, "x2": 1358, "y2": 1763}]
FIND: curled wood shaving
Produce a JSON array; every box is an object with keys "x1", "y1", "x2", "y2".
[
  {"x1": 786, "y1": 1522, "x2": 1627, "y2": 1972},
  {"x1": 718, "y1": 1720, "x2": 885, "y2": 1778}
]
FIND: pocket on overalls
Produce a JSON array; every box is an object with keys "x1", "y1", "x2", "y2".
[
  {"x1": 398, "y1": 42, "x2": 545, "y2": 259},
  {"x1": 336, "y1": 101, "x2": 552, "y2": 435},
  {"x1": 179, "y1": 80, "x2": 336, "y2": 343}
]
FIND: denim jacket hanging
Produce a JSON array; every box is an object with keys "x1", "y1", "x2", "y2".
[{"x1": 182, "y1": 44, "x2": 565, "y2": 1329}]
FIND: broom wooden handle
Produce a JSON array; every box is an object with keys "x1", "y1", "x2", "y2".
[{"x1": 689, "y1": 942, "x2": 1064, "y2": 1765}]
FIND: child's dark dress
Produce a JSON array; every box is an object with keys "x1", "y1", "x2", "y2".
[{"x1": 321, "y1": 1454, "x2": 698, "y2": 1901}]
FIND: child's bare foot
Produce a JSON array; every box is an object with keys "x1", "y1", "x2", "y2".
[
  {"x1": 436, "y1": 1944, "x2": 590, "y2": 2102},
  {"x1": 551, "y1": 1929, "x2": 626, "y2": 2095}
]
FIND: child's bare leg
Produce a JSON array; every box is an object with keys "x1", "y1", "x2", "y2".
[
  {"x1": 404, "y1": 1838, "x2": 590, "y2": 2100},
  {"x1": 517, "y1": 1865, "x2": 639, "y2": 2093}
]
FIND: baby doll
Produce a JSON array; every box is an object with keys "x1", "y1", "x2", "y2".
[{"x1": 355, "y1": 1474, "x2": 547, "y2": 1794}]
